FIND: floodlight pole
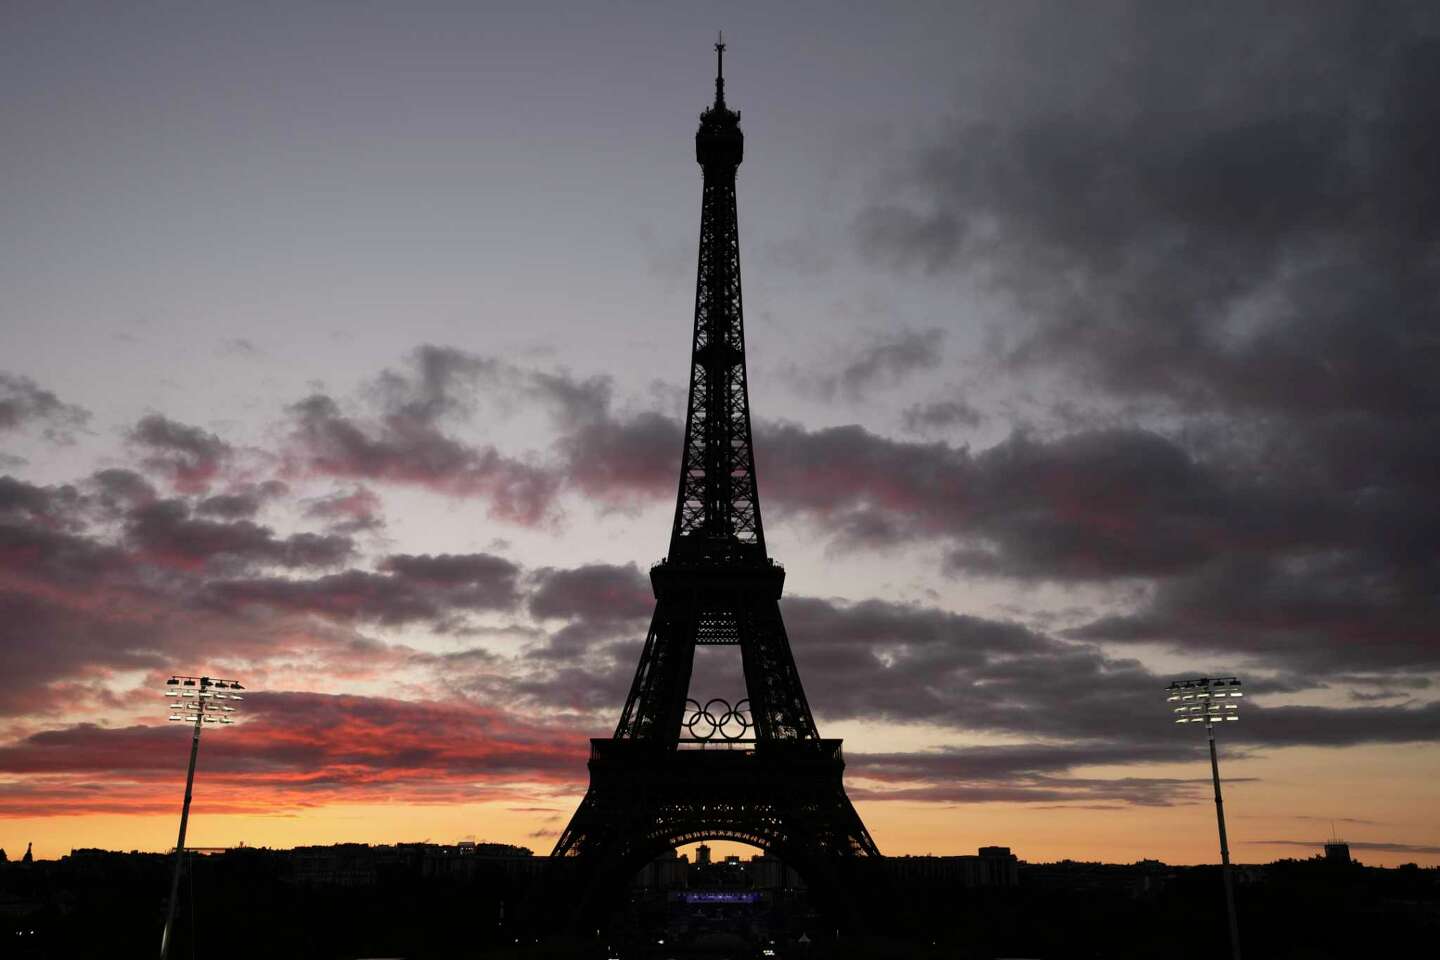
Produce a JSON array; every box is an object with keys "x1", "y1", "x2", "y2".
[
  {"x1": 1206, "y1": 716, "x2": 1241, "y2": 960},
  {"x1": 1170, "y1": 677, "x2": 1242, "y2": 960},
  {"x1": 160, "y1": 678, "x2": 207, "y2": 960}
]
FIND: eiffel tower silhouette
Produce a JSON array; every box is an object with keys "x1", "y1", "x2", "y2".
[{"x1": 552, "y1": 39, "x2": 880, "y2": 922}]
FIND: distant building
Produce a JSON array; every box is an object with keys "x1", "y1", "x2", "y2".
[
  {"x1": 886, "y1": 846, "x2": 1020, "y2": 888},
  {"x1": 748, "y1": 853, "x2": 805, "y2": 890},
  {"x1": 632, "y1": 848, "x2": 689, "y2": 890},
  {"x1": 292, "y1": 843, "x2": 388, "y2": 886},
  {"x1": 420, "y1": 843, "x2": 543, "y2": 883},
  {"x1": 291, "y1": 842, "x2": 536, "y2": 886},
  {"x1": 696, "y1": 843, "x2": 712, "y2": 866},
  {"x1": 977, "y1": 846, "x2": 1020, "y2": 885},
  {"x1": 1324, "y1": 842, "x2": 1352, "y2": 864}
]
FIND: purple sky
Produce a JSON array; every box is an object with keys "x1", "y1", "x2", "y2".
[{"x1": 2, "y1": 1, "x2": 1438, "y2": 865}]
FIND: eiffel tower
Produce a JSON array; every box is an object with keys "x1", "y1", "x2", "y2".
[{"x1": 551, "y1": 39, "x2": 880, "y2": 921}]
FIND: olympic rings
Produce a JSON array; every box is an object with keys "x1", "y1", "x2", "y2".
[{"x1": 683, "y1": 697, "x2": 752, "y2": 741}]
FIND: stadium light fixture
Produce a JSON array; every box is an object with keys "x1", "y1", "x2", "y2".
[
  {"x1": 1167, "y1": 676, "x2": 1242, "y2": 960},
  {"x1": 160, "y1": 675, "x2": 244, "y2": 960}
]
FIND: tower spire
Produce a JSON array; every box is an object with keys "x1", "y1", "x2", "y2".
[
  {"x1": 680, "y1": 32, "x2": 755, "y2": 562},
  {"x1": 714, "y1": 32, "x2": 725, "y2": 106}
]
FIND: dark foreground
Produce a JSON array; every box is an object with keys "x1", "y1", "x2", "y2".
[{"x1": 2, "y1": 850, "x2": 1437, "y2": 958}]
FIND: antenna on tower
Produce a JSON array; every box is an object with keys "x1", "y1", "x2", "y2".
[{"x1": 714, "y1": 31, "x2": 726, "y2": 106}]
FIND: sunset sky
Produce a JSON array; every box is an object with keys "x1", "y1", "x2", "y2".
[{"x1": 3, "y1": 1, "x2": 1438, "y2": 868}]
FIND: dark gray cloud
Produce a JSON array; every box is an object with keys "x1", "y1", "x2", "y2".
[
  {"x1": 301, "y1": 485, "x2": 385, "y2": 533},
  {"x1": 756, "y1": 421, "x2": 1347, "y2": 580},
  {"x1": 527, "y1": 369, "x2": 615, "y2": 428},
  {"x1": 505, "y1": 654, "x2": 638, "y2": 718},
  {"x1": 370, "y1": 344, "x2": 509, "y2": 425},
  {"x1": 0, "y1": 475, "x2": 85, "y2": 527},
  {"x1": 195, "y1": 492, "x2": 261, "y2": 520},
  {"x1": 196, "y1": 481, "x2": 289, "y2": 520},
  {"x1": 0, "y1": 590, "x2": 162, "y2": 716},
  {"x1": 286, "y1": 392, "x2": 561, "y2": 525},
  {"x1": 520, "y1": 563, "x2": 656, "y2": 663},
  {"x1": 528, "y1": 562, "x2": 653, "y2": 623},
  {"x1": 126, "y1": 498, "x2": 352, "y2": 571},
  {"x1": 0, "y1": 512, "x2": 245, "y2": 717},
  {"x1": 87, "y1": 469, "x2": 158, "y2": 517},
  {"x1": 784, "y1": 593, "x2": 1440, "y2": 750},
  {"x1": 517, "y1": 365, "x2": 681, "y2": 509},
  {"x1": 779, "y1": 595, "x2": 1184, "y2": 748},
  {"x1": 1068, "y1": 550, "x2": 1440, "y2": 675},
  {"x1": 838, "y1": 327, "x2": 943, "y2": 398},
  {"x1": 130, "y1": 414, "x2": 233, "y2": 493},
  {"x1": 380, "y1": 551, "x2": 520, "y2": 590},
  {"x1": 856, "y1": 14, "x2": 1440, "y2": 436},
  {"x1": 848, "y1": 3, "x2": 1440, "y2": 689},
  {"x1": 209, "y1": 551, "x2": 520, "y2": 626},
  {"x1": 0, "y1": 506, "x2": 125, "y2": 587},
  {"x1": 284, "y1": 346, "x2": 563, "y2": 524},
  {"x1": 860, "y1": 7, "x2": 1440, "y2": 381},
  {"x1": 291, "y1": 347, "x2": 679, "y2": 518},
  {"x1": 856, "y1": 3, "x2": 1440, "y2": 462},
  {"x1": 558, "y1": 409, "x2": 680, "y2": 507},
  {"x1": 0, "y1": 373, "x2": 89, "y2": 443},
  {"x1": 900, "y1": 398, "x2": 983, "y2": 435},
  {"x1": 785, "y1": 328, "x2": 945, "y2": 402}
]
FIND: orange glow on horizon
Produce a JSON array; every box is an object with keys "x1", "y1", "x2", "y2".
[{"x1": 4, "y1": 740, "x2": 1436, "y2": 869}]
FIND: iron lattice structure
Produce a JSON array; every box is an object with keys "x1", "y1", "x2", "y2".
[{"x1": 552, "y1": 41, "x2": 880, "y2": 923}]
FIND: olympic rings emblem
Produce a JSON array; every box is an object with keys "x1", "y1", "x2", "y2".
[{"x1": 683, "y1": 697, "x2": 752, "y2": 741}]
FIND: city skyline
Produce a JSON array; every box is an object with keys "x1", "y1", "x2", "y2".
[{"x1": 2, "y1": 1, "x2": 1438, "y2": 868}]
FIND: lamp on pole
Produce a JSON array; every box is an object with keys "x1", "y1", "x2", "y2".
[
  {"x1": 1167, "y1": 675, "x2": 1243, "y2": 960},
  {"x1": 159, "y1": 675, "x2": 244, "y2": 960}
]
